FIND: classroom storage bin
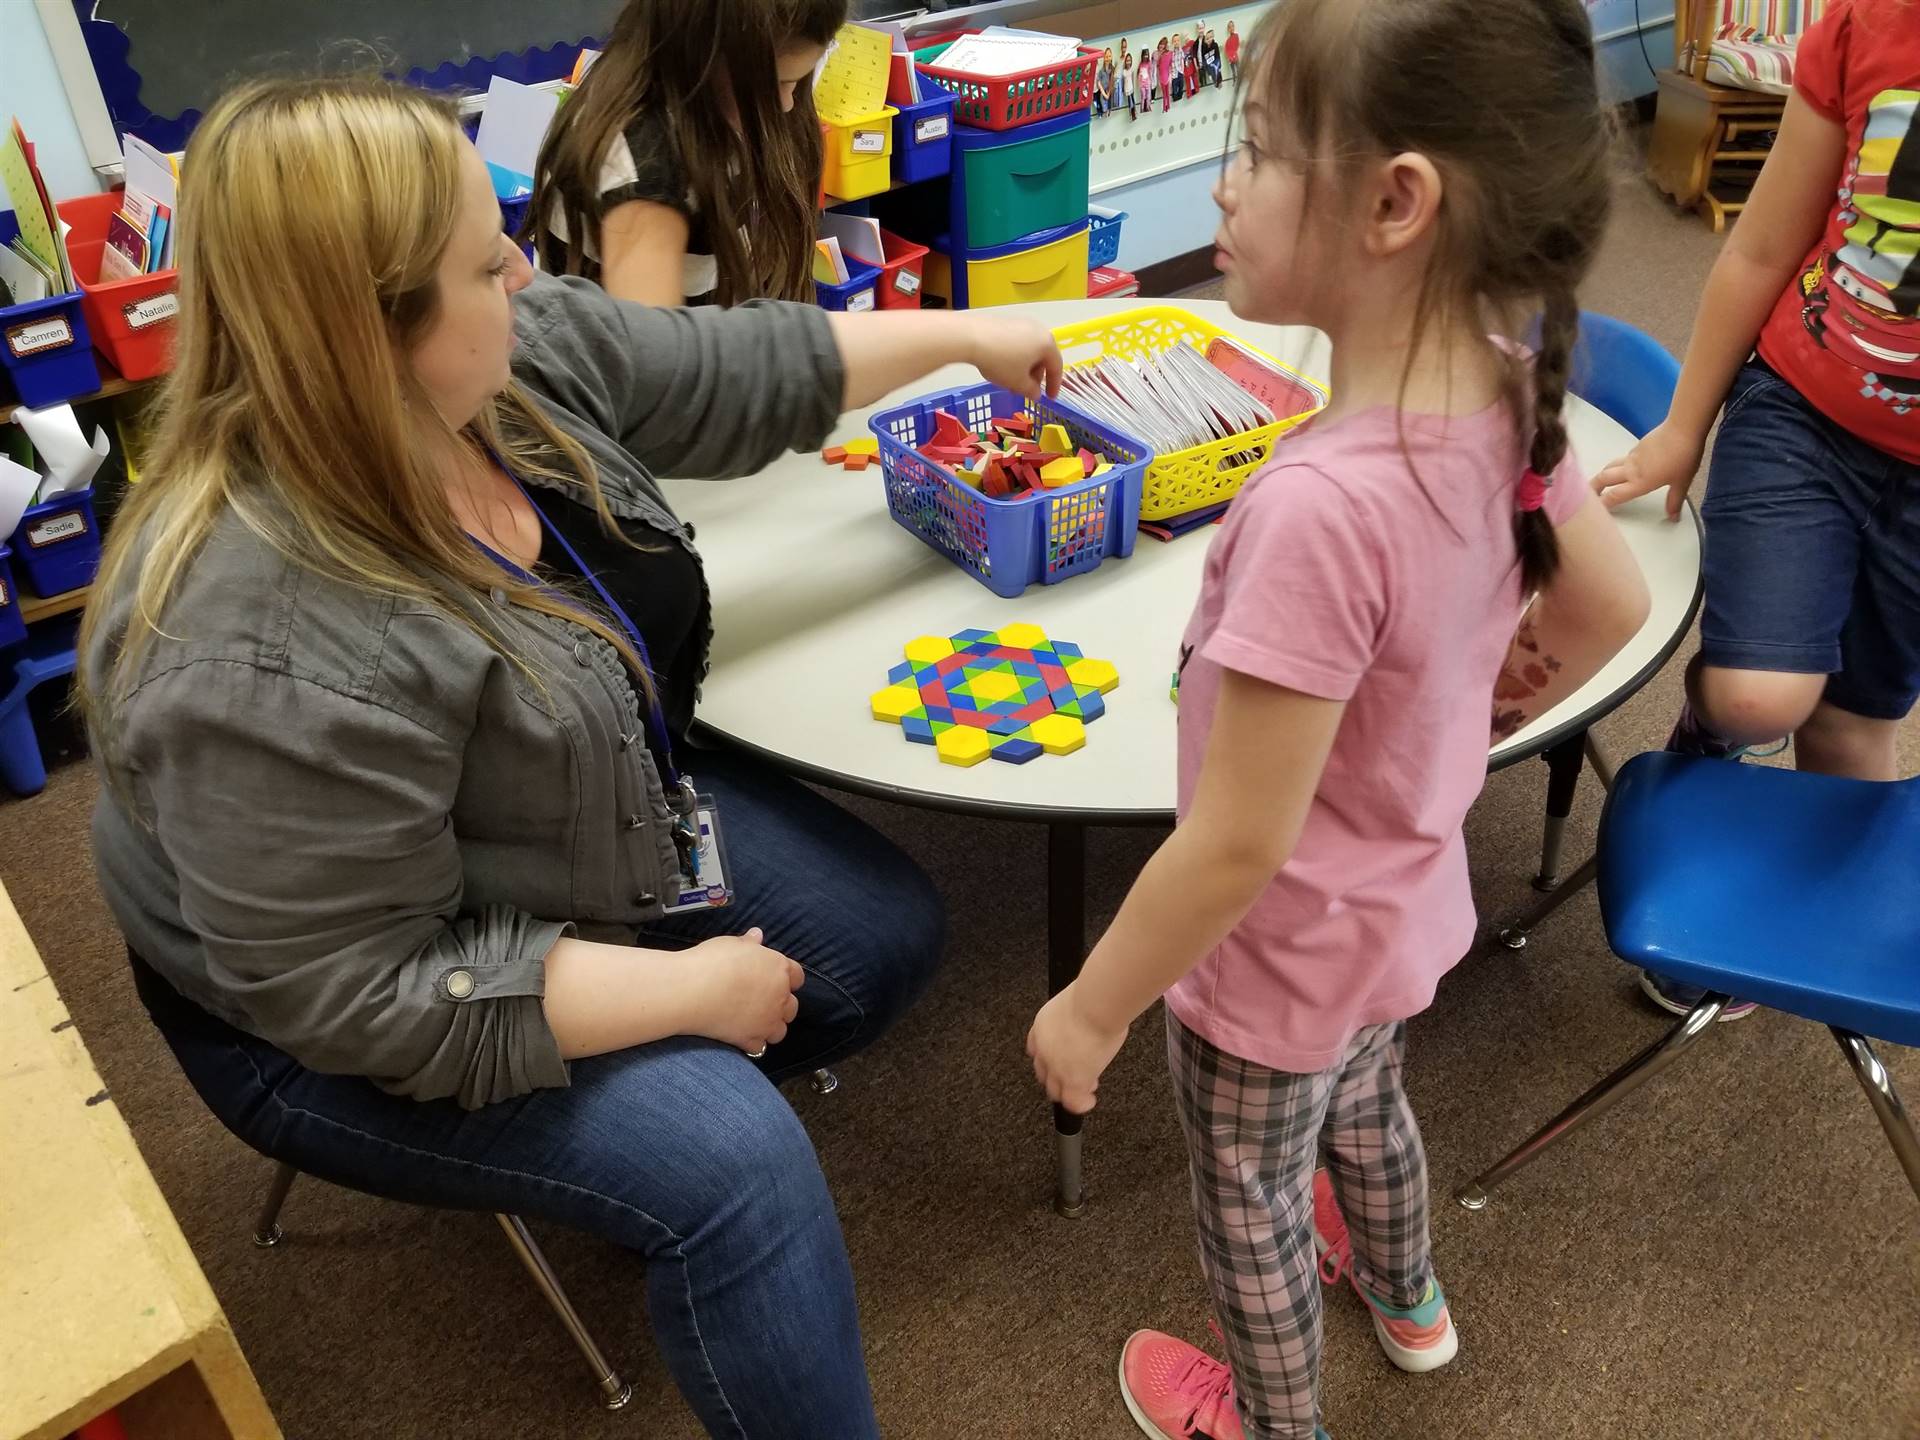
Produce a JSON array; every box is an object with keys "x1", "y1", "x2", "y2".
[
  {"x1": 917, "y1": 33, "x2": 1099, "y2": 130},
  {"x1": 55, "y1": 194, "x2": 178, "y2": 382},
  {"x1": 822, "y1": 106, "x2": 899, "y2": 202},
  {"x1": 815, "y1": 258, "x2": 882, "y2": 312},
  {"x1": 9, "y1": 485, "x2": 102, "y2": 598},
  {"x1": 924, "y1": 217, "x2": 1089, "y2": 311},
  {"x1": 868, "y1": 381, "x2": 1150, "y2": 597},
  {"x1": 0, "y1": 546, "x2": 27, "y2": 652},
  {"x1": 1086, "y1": 204, "x2": 1127, "y2": 269},
  {"x1": 1051, "y1": 306, "x2": 1329, "y2": 522},
  {"x1": 875, "y1": 230, "x2": 930, "y2": 310},
  {"x1": 891, "y1": 90, "x2": 957, "y2": 185},
  {"x1": 953, "y1": 110, "x2": 1090, "y2": 251},
  {"x1": 0, "y1": 213, "x2": 101, "y2": 408}
]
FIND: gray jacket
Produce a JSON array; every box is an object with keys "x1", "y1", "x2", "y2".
[{"x1": 89, "y1": 274, "x2": 844, "y2": 1109}]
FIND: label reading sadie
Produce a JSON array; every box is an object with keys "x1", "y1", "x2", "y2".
[
  {"x1": 27, "y1": 511, "x2": 87, "y2": 548},
  {"x1": 123, "y1": 292, "x2": 180, "y2": 330},
  {"x1": 851, "y1": 129, "x2": 886, "y2": 154},
  {"x1": 6, "y1": 316, "x2": 73, "y2": 359}
]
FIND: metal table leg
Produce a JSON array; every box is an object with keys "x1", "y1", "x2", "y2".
[
  {"x1": 1533, "y1": 731, "x2": 1588, "y2": 891},
  {"x1": 1047, "y1": 821, "x2": 1089, "y2": 1218}
]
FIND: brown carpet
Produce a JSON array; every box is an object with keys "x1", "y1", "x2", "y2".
[{"x1": 7, "y1": 166, "x2": 1917, "y2": 1440}]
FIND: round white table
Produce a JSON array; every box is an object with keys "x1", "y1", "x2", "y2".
[{"x1": 663, "y1": 297, "x2": 1701, "y2": 1213}]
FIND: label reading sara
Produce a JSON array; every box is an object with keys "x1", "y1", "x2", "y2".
[
  {"x1": 894, "y1": 269, "x2": 922, "y2": 296},
  {"x1": 914, "y1": 115, "x2": 950, "y2": 144},
  {"x1": 845, "y1": 288, "x2": 876, "y2": 312},
  {"x1": 6, "y1": 316, "x2": 73, "y2": 359},
  {"x1": 123, "y1": 291, "x2": 180, "y2": 330},
  {"x1": 27, "y1": 511, "x2": 87, "y2": 548},
  {"x1": 851, "y1": 129, "x2": 886, "y2": 154}
]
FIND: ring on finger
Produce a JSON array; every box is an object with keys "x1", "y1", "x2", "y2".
[{"x1": 746, "y1": 1044, "x2": 768, "y2": 1059}]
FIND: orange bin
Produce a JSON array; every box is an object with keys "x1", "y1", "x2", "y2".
[{"x1": 55, "y1": 192, "x2": 179, "y2": 381}]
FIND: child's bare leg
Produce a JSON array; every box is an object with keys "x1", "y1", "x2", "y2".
[{"x1": 1794, "y1": 700, "x2": 1902, "y2": 780}]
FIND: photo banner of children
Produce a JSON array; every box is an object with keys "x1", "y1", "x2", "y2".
[{"x1": 1087, "y1": 4, "x2": 1272, "y2": 193}]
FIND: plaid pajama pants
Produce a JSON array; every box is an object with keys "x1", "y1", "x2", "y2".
[{"x1": 1167, "y1": 1012, "x2": 1434, "y2": 1440}]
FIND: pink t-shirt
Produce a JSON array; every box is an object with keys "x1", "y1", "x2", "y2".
[{"x1": 1164, "y1": 401, "x2": 1587, "y2": 1073}]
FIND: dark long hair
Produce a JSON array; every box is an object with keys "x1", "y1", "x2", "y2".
[
  {"x1": 1246, "y1": 0, "x2": 1613, "y2": 592},
  {"x1": 529, "y1": 0, "x2": 847, "y2": 304}
]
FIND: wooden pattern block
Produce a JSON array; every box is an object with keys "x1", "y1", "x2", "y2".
[{"x1": 869, "y1": 625, "x2": 1118, "y2": 770}]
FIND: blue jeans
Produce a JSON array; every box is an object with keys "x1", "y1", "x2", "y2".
[
  {"x1": 131, "y1": 745, "x2": 943, "y2": 1438},
  {"x1": 1702, "y1": 358, "x2": 1920, "y2": 720}
]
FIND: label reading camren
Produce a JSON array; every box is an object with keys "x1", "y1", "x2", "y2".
[
  {"x1": 894, "y1": 269, "x2": 922, "y2": 296},
  {"x1": 914, "y1": 115, "x2": 950, "y2": 144},
  {"x1": 6, "y1": 316, "x2": 73, "y2": 359},
  {"x1": 845, "y1": 288, "x2": 876, "y2": 312},
  {"x1": 27, "y1": 511, "x2": 87, "y2": 548},
  {"x1": 123, "y1": 291, "x2": 180, "y2": 331},
  {"x1": 851, "y1": 129, "x2": 886, "y2": 154}
]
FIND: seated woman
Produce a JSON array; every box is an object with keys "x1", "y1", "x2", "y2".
[{"x1": 80, "y1": 75, "x2": 1062, "y2": 1438}]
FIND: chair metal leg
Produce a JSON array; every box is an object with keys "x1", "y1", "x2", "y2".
[
  {"x1": 1832, "y1": 1029, "x2": 1920, "y2": 1205},
  {"x1": 1496, "y1": 855, "x2": 1598, "y2": 952},
  {"x1": 252, "y1": 1161, "x2": 299, "y2": 1247},
  {"x1": 1533, "y1": 732, "x2": 1588, "y2": 891},
  {"x1": 495, "y1": 1214, "x2": 634, "y2": 1411},
  {"x1": 1048, "y1": 821, "x2": 1089, "y2": 1219},
  {"x1": 809, "y1": 1068, "x2": 840, "y2": 1095},
  {"x1": 1457, "y1": 994, "x2": 1729, "y2": 1209}
]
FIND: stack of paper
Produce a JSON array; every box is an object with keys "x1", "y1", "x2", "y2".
[
  {"x1": 813, "y1": 237, "x2": 849, "y2": 285},
  {"x1": 887, "y1": 31, "x2": 921, "y2": 105},
  {"x1": 475, "y1": 77, "x2": 562, "y2": 198},
  {"x1": 0, "y1": 118, "x2": 74, "y2": 306},
  {"x1": 101, "y1": 132, "x2": 180, "y2": 282},
  {"x1": 1058, "y1": 340, "x2": 1276, "y2": 457},
  {"x1": 816, "y1": 23, "x2": 893, "y2": 123},
  {"x1": 928, "y1": 28, "x2": 1080, "y2": 78},
  {"x1": 0, "y1": 402, "x2": 110, "y2": 518}
]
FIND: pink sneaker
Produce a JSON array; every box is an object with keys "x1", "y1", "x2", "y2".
[
  {"x1": 1118, "y1": 1329, "x2": 1244, "y2": 1440},
  {"x1": 1309, "y1": 1168, "x2": 1459, "y2": 1374}
]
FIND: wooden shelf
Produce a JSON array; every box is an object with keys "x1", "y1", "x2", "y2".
[{"x1": 19, "y1": 585, "x2": 90, "y2": 625}]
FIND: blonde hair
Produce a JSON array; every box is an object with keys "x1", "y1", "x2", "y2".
[{"x1": 80, "y1": 76, "x2": 649, "y2": 737}]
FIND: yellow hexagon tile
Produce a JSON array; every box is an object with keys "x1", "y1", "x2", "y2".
[
  {"x1": 994, "y1": 621, "x2": 1048, "y2": 649},
  {"x1": 935, "y1": 726, "x2": 992, "y2": 767},
  {"x1": 1065, "y1": 657, "x2": 1119, "y2": 695},
  {"x1": 1028, "y1": 713, "x2": 1086, "y2": 755},
  {"x1": 870, "y1": 685, "x2": 923, "y2": 723},
  {"x1": 904, "y1": 634, "x2": 957, "y2": 665}
]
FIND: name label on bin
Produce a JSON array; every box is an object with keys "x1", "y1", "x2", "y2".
[
  {"x1": 845, "y1": 288, "x2": 876, "y2": 312},
  {"x1": 894, "y1": 269, "x2": 921, "y2": 296},
  {"x1": 0, "y1": 577, "x2": 8, "y2": 607},
  {"x1": 123, "y1": 292, "x2": 180, "y2": 331},
  {"x1": 5, "y1": 315, "x2": 73, "y2": 359},
  {"x1": 851, "y1": 129, "x2": 887, "y2": 154},
  {"x1": 914, "y1": 115, "x2": 950, "y2": 144},
  {"x1": 26, "y1": 511, "x2": 88, "y2": 548}
]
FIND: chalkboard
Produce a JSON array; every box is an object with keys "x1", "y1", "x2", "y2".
[{"x1": 77, "y1": 0, "x2": 620, "y2": 153}]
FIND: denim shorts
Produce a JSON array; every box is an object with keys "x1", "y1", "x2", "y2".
[{"x1": 1701, "y1": 358, "x2": 1920, "y2": 721}]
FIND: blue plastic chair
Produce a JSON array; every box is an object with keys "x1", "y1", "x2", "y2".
[
  {"x1": 1501, "y1": 314, "x2": 1687, "y2": 942},
  {"x1": 1460, "y1": 753, "x2": 1920, "y2": 1210}
]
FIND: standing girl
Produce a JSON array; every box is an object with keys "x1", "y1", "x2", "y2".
[
  {"x1": 530, "y1": 0, "x2": 843, "y2": 306},
  {"x1": 1119, "y1": 40, "x2": 1136, "y2": 119},
  {"x1": 1225, "y1": 20, "x2": 1241, "y2": 80},
  {"x1": 1137, "y1": 43, "x2": 1156, "y2": 117},
  {"x1": 1184, "y1": 30, "x2": 1202, "y2": 97},
  {"x1": 1096, "y1": 47, "x2": 1116, "y2": 116},
  {"x1": 1157, "y1": 36, "x2": 1176, "y2": 111},
  {"x1": 1026, "y1": 3, "x2": 1649, "y2": 1438}
]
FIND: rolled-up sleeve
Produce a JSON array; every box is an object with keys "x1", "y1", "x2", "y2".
[
  {"x1": 512, "y1": 273, "x2": 845, "y2": 479},
  {"x1": 131, "y1": 660, "x2": 571, "y2": 1109}
]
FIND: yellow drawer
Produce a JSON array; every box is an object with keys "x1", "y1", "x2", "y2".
[
  {"x1": 964, "y1": 227, "x2": 1089, "y2": 309},
  {"x1": 822, "y1": 107, "x2": 898, "y2": 201}
]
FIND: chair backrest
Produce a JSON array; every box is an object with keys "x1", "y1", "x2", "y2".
[{"x1": 1525, "y1": 311, "x2": 1681, "y2": 441}]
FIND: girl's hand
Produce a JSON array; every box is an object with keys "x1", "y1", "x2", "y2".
[
  {"x1": 1590, "y1": 421, "x2": 1705, "y2": 521},
  {"x1": 967, "y1": 314, "x2": 1065, "y2": 400},
  {"x1": 1027, "y1": 983, "x2": 1129, "y2": 1115},
  {"x1": 685, "y1": 927, "x2": 804, "y2": 1056}
]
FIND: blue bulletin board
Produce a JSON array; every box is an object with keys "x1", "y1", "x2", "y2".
[{"x1": 70, "y1": 0, "x2": 613, "y2": 155}]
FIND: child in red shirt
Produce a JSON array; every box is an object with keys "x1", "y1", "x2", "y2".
[{"x1": 1596, "y1": 0, "x2": 1920, "y2": 1016}]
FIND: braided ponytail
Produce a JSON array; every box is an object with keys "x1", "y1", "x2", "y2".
[{"x1": 1517, "y1": 286, "x2": 1578, "y2": 592}]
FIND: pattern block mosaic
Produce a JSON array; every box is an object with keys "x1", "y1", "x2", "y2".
[{"x1": 868, "y1": 624, "x2": 1120, "y2": 767}]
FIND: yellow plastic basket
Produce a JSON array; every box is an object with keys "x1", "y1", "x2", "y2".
[{"x1": 1049, "y1": 306, "x2": 1328, "y2": 522}]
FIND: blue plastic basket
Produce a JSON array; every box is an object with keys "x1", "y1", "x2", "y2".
[
  {"x1": 10, "y1": 486, "x2": 101, "y2": 598},
  {"x1": 1086, "y1": 205, "x2": 1127, "y2": 269},
  {"x1": 0, "y1": 546, "x2": 26, "y2": 651},
  {"x1": 815, "y1": 258, "x2": 882, "y2": 312},
  {"x1": 868, "y1": 383, "x2": 1151, "y2": 597}
]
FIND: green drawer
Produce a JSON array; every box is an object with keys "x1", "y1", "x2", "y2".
[{"x1": 959, "y1": 115, "x2": 1091, "y2": 250}]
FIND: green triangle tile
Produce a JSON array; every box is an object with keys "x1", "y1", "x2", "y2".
[{"x1": 929, "y1": 720, "x2": 954, "y2": 734}]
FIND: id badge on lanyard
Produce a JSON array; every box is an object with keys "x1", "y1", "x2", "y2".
[{"x1": 477, "y1": 452, "x2": 732, "y2": 912}]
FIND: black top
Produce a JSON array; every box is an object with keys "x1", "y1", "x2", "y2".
[
  {"x1": 536, "y1": 488, "x2": 705, "y2": 752},
  {"x1": 595, "y1": 107, "x2": 718, "y2": 305}
]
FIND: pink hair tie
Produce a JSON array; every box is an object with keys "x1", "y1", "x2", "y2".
[{"x1": 1517, "y1": 467, "x2": 1551, "y2": 514}]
